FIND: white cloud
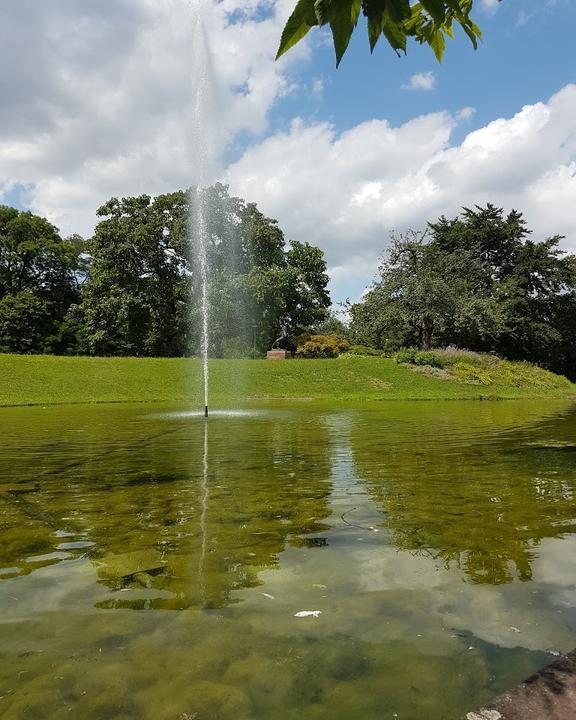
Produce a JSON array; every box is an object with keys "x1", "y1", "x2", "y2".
[
  {"x1": 456, "y1": 107, "x2": 476, "y2": 121},
  {"x1": 402, "y1": 71, "x2": 436, "y2": 91},
  {"x1": 0, "y1": 0, "x2": 307, "y2": 235},
  {"x1": 480, "y1": 0, "x2": 500, "y2": 14},
  {"x1": 311, "y1": 78, "x2": 324, "y2": 97},
  {"x1": 226, "y1": 85, "x2": 576, "y2": 301},
  {"x1": 1, "y1": 3, "x2": 575, "y2": 307}
]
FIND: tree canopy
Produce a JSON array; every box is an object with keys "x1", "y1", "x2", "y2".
[
  {"x1": 277, "y1": 0, "x2": 483, "y2": 67},
  {"x1": 74, "y1": 184, "x2": 330, "y2": 358},
  {"x1": 350, "y1": 205, "x2": 576, "y2": 379},
  {"x1": 0, "y1": 206, "x2": 84, "y2": 353},
  {"x1": 0, "y1": 188, "x2": 331, "y2": 359}
]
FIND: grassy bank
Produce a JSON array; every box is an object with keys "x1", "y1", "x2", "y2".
[{"x1": 0, "y1": 353, "x2": 574, "y2": 407}]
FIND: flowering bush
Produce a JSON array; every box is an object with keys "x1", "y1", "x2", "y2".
[{"x1": 295, "y1": 334, "x2": 350, "y2": 358}]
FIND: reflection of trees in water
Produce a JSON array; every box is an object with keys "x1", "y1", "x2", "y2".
[
  {"x1": 351, "y1": 403, "x2": 576, "y2": 585},
  {"x1": 0, "y1": 407, "x2": 334, "y2": 609}
]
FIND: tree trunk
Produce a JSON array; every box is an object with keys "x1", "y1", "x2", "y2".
[{"x1": 421, "y1": 319, "x2": 432, "y2": 350}]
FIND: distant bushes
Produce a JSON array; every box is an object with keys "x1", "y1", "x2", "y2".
[
  {"x1": 394, "y1": 346, "x2": 571, "y2": 388},
  {"x1": 395, "y1": 347, "x2": 489, "y2": 368},
  {"x1": 344, "y1": 344, "x2": 387, "y2": 357},
  {"x1": 294, "y1": 335, "x2": 390, "y2": 359},
  {"x1": 292, "y1": 338, "x2": 571, "y2": 391},
  {"x1": 295, "y1": 334, "x2": 350, "y2": 358}
]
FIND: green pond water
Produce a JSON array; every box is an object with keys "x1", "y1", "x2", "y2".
[{"x1": 1, "y1": 400, "x2": 576, "y2": 720}]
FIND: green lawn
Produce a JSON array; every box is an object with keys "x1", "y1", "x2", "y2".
[{"x1": 0, "y1": 353, "x2": 574, "y2": 407}]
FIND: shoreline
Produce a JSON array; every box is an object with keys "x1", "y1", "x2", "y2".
[{"x1": 1, "y1": 354, "x2": 574, "y2": 408}]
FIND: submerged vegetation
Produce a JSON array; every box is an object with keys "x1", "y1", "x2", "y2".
[
  {"x1": 3, "y1": 400, "x2": 575, "y2": 718},
  {"x1": 0, "y1": 352, "x2": 572, "y2": 407}
]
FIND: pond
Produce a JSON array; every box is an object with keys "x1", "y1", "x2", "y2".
[{"x1": 1, "y1": 400, "x2": 576, "y2": 720}]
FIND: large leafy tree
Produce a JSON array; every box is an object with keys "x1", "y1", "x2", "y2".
[
  {"x1": 78, "y1": 185, "x2": 330, "y2": 357},
  {"x1": 0, "y1": 206, "x2": 84, "y2": 353},
  {"x1": 350, "y1": 205, "x2": 576, "y2": 376},
  {"x1": 277, "y1": 0, "x2": 483, "y2": 67},
  {"x1": 78, "y1": 192, "x2": 188, "y2": 357}
]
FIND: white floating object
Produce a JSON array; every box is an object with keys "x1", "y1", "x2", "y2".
[
  {"x1": 294, "y1": 610, "x2": 322, "y2": 618},
  {"x1": 260, "y1": 592, "x2": 275, "y2": 600}
]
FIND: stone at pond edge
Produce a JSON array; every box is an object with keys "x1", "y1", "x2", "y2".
[{"x1": 464, "y1": 648, "x2": 576, "y2": 720}]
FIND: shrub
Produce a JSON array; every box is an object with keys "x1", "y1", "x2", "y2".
[
  {"x1": 394, "y1": 346, "x2": 572, "y2": 388},
  {"x1": 395, "y1": 347, "x2": 418, "y2": 365},
  {"x1": 395, "y1": 347, "x2": 492, "y2": 369},
  {"x1": 343, "y1": 344, "x2": 386, "y2": 357},
  {"x1": 221, "y1": 338, "x2": 259, "y2": 359},
  {"x1": 295, "y1": 334, "x2": 351, "y2": 359},
  {"x1": 395, "y1": 348, "x2": 448, "y2": 367}
]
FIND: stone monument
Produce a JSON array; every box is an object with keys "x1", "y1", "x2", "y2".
[{"x1": 266, "y1": 327, "x2": 292, "y2": 360}]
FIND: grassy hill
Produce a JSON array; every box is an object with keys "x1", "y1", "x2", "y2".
[{"x1": 0, "y1": 353, "x2": 574, "y2": 407}]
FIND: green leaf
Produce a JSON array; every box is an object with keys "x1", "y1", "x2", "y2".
[
  {"x1": 314, "y1": 0, "x2": 331, "y2": 25},
  {"x1": 420, "y1": 0, "x2": 446, "y2": 23},
  {"x1": 386, "y1": 0, "x2": 411, "y2": 23},
  {"x1": 460, "y1": 19, "x2": 481, "y2": 49},
  {"x1": 430, "y1": 28, "x2": 446, "y2": 61},
  {"x1": 276, "y1": 0, "x2": 316, "y2": 60},
  {"x1": 381, "y1": 16, "x2": 407, "y2": 53},
  {"x1": 330, "y1": 0, "x2": 362, "y2": 66},
  {"x1": 368, "y1": 14, "x2": 383, "y2": 52},
  {"x1": 276, "y1": 0, "x2": 483, "y2": 65}
]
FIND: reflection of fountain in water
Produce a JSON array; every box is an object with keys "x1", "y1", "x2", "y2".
[{"x1": 198, "y1": 418, "x2": 209, "y2": 606}]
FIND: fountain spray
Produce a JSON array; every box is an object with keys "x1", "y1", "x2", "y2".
[{"x1": 190, "y1": 0, "x2": 217, "y2": 419}]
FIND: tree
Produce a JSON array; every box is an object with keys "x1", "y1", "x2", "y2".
[
  {"x1": 0, "y1": 291, "x2": 51, "y2": 353},
  {"x1": 313, "y1": 311, "x2": 351, "y2": 339},
  {"x1": 429, "y1": 206, "x2": 576, "y2": 366},
  {"x1": 277, "y1": 0, "x2": 483, "y2": 67},
  {"x1": 78, "y1": 185, "x2": 331, "y2": 357},
  {"x1": 0, "y1": 206, "x2": 84, "y2": 353},
  {"x1": 77, "y1": 192, "x2": 188, "y2": 357},
  {"x1": 350, "y1": 205, "x2": 576, "y2": 377},
  {"x1": 350, "y1": 229, "x2": 460, "y2": 351}
]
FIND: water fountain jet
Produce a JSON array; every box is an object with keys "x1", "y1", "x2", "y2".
[{"x1": 190, "y1": 0, "x2": 219, "y2": 418}]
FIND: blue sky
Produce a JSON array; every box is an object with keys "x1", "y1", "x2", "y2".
[
  {"x1": 1, "y1": 0, "x2": 575, "y2": 303},
  {"x1": 269, "y1": 0, "x2": 575, "y2": 142}
]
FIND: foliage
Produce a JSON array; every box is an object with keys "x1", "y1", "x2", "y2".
[
  {"x1": 0, "y1": 206, "x2": 84, "y2": 354},
  {"x1": 0, "y1": 353, "x2": 572, "y2": 408},
  {"x1": 396, "y1": 348, "x2": 446, "y2": 367},
  {"x1": 351, "y1": 206, "x2": 576, "y2": 379},
  {"x1": 394, "y1": 346, "x2": 574, "y2": 388},
  {"x1": 295, "y1": 333, "x2": 351, "y2": 358},
  {"x1": 76, "y1": 184, "x2": 330, "y2": 357},
  {"x1": 395, "y1": 347, "x2": 486, "y2": 367},
  {"x1": 277, "y1": 0, "x2": 482, "y2": 67},
  {"x1": 344, "y1": 344, "x2": 386, "y2": 356},
  {"x1": 313, "y1": 312, "x2": 351, "y2": 339},
  {"x1": 0, "y1": 291, "x2": 51, "y2": 353}
]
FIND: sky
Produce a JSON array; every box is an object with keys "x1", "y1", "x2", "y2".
[{"x1": 1, "y1": 0, "x2": 575, "y2": 304}]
